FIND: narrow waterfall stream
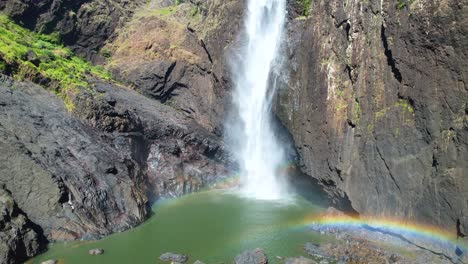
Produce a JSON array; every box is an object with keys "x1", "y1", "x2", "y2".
[{"x1": 229, "y1": 0, "x2": 289, "y2": 200}]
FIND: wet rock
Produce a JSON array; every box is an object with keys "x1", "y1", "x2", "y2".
[
  {"x1": 73, "y1": 79, "x2": 231, "y2": 201},
  {"x1": 304, "y1": 243, "x2": 328, "y2": 258},
  {"x1": 41, "y1": 260, "x2": 57, "y2": 264},
  {"x1": 159, "y1": 252, "x2": 188, "y2": 263},
  {"x1": 234, "y1": 248, "x2": 268, "y2": 264},
  {"x1": 193, "y1": 261, "x2": 205, "y2": 264},
  {"x1": 89, "y1": 248, "x2": 104, "y2": 255},
  {"x1": 284, "y1": 256, "x2": 316, "y2": 264},
  {"x1": 0, "y1": 185, "x2": 46, "y2": 264}
]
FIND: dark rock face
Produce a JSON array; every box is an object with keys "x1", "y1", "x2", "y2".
[
  {"x1": 0, "y1": 0, "x2": 146, "y2": 62},
  {"x1": 234, "y1": 248, "x2": 268, "y2": 264},
  {"x1": 0, "y1": 76, "x2": 147, "y2": 241},
  {"x1": 0, "y1": 185, "x2": 46, "y2": 264},
  {"x1": 277, "y1": 0, "x2": 468, "y2": 235},
  {"x1": 0, "y1": 71, "x2": 230, "y2": 247},
  {"x1": 0, "y1": 0, "x2": 233, "y2": 257},
  {"x1": 72, "y1": 79, "x2": 230, "y2": 200}
]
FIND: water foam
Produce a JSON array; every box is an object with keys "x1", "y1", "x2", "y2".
[{"x1": 228, "y1": 0, "x2": 288, "y2": 200}]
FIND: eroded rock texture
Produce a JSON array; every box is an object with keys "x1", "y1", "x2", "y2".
[
  {"x1": 0, "y1": 73, "x2": 230, "y2": 248},
  {"x1": 0, "y1": 185, "x2": 46, "y2": 264},
  {"x1": 277, "y1": 0, "x2": 468, "y2": 235},
  {"x1": 0, "y1": 76, "x2": 147, "y2": 241},
  {"x1": 105, "y1": 0, "x2": 244, "y2": 133}
]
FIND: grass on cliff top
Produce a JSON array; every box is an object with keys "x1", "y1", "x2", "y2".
[{"x1": 0, "y1": 14, "x2": 112, "y2": 110}]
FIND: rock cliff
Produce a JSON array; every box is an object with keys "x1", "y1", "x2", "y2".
[
  {"x1": 277, "y1": 0, "x2": 467, "y2": 236},
  {"x1": 0, "y1": 1, "x2": 234, "y2": 262},
  {"x1": 0, "y1": 185, "x2": 45, "y2": 264},
  {"x1": 0, "y1": 0, "x2": 466, "y2": 262}
]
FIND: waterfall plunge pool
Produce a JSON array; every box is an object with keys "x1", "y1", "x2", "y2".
[{"x1": 30, "y1": 190, "x2": 334, "y2": 264}]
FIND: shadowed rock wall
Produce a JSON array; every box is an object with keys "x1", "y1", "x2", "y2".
[{"x1": 277, "y1": 0, "x2": 467, "y2": 236}]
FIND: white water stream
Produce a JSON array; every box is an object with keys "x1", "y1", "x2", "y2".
[{"x1": 229, "y1": 0, "x2": 288, "y2": 200}]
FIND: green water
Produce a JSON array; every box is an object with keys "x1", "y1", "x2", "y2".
[{"x1": 31, "y1": 190, "x2": 330, "y2": 264}]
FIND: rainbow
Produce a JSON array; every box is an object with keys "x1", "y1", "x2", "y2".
[{"x1": 297, "y1": 212, "x2": 467, "y2": 252}]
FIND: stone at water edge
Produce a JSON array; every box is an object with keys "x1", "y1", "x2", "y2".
[
  {"x1": 193, "y1": 261, "x2": 206, "y2": 264},
  {"x1": 304, "y1": 243, "x2": 330, "y2": 258},
  {"x1": 284, "y1": 256, "x2": 316, "y2": 264},
  {"x1": 234, "y1": 248, "x2": 268, "y2": 264},
  {"x1": 159, "y1": 252, "x2": 189, "y2": 263},
  {"x1": 89, "y1": 248, "x2": 104, "y2": 255},
  {"x1": 41, "y1": 260, "x2": 57, "y2": 264}
]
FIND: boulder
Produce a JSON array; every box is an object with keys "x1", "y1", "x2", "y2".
[
  {"x1": 234, "y1": 248, "x2": 268, "y2": 264},
  {"x1": 159, "y1": 252, "x2": 188, "y2": 263},
  {"x1": 41, "y1": 260, "x2": 57, "y2": 264},
  {"x1": 89, "y1": 248, "x2": 104, "y2": 255}
]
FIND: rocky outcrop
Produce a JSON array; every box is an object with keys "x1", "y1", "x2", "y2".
[
  {"x1": 277, "y1": 0, "x2": 468, "y2": 235},
  {"x1": 0, "y1": 0, "x2": 233, "y2": 251},
  {"x1": 104, "y1": 0, "x2": 244, "y2": 133},
  {"x1": 159, "y1": 252, "x2": 188, "y2": 263},
  {"x1": 72, "y1": 79, "x2": 230, "y2": 201},
  {"x1": 0, "y1": 0, "x2": 146, "y2": 62},
  {"x1": 234, "y1": 248, "x2": 268, "y2": 264},
  {"x1": 0, "y1": 71, "x2": 230, "y2": 245},
  {"x1": 0, "y1": 76, "x2": 147, "y2": 241},
  {"x1": 0, "y1": 185, "x2": 46, "y2": 264}
]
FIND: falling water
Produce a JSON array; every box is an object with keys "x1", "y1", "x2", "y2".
[{"x1": 229, "y1": 0, "x2": 288, "y2": 200}]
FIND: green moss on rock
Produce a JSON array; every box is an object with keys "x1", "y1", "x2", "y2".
[{"x1": 0, "y1": 14, "x2": 111, "y2": 110}]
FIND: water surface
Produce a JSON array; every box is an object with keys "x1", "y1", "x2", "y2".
[{"x1": 31, "y1": 190, "x2": 330, "y2": 264}]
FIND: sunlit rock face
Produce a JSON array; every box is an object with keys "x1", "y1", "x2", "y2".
[{"x1": 276, "y1": 0, "x2": 467, "y2": 235}]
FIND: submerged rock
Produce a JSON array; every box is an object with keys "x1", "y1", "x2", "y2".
[
  {"x1": 40, "y1": 260, "x2": 57, "y2": 264},
  {"x1": 234, "y1": 248, "x2": 268, "y2": 264},
  {"x1": 304, "y1": 243, "x2": 329, "y2": 258},
  {"x1": 89, "y1": 248, "x2": 104, "y2": 255},
  {"x1": 284, "y1": 256, "x2": 316, "y2": 264},
  {"x1": 159, "y1": 252, "x2": 188, "y2": 263},
  {"x1": 193, "y1": 261, "x2": 205, "y2": 264}
]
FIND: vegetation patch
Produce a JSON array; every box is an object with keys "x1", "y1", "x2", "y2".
[
  {"x1": 395, "y1": 99, "x2": 414, "y2": 113},
  {"x1": 301, "y1": 0, "x2": 311, "y2": 16},
  {"x1": 396, "y1": 0, "x2": 416, "y2": 10},
  {"x1": 152, "y1": 6, "x2": 178, "y2": 16},
  {"x1": 0, "y1": 14, "x2": 111, "y2": 109}
]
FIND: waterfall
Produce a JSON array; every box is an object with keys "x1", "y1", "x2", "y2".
[{"x1": 228, "y1": 0, "x2": 288, "y2": 200}]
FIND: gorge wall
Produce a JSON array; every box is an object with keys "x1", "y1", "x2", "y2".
[
  {"x1": 277, "y1": 0, "x2": 467, "y2": 236},
  {"x1": 0, "y1": 0, "x2": 239, "y2": 261},
  {"x1": 0, "y1": 0, "x2": 466, "y2": 262}
]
